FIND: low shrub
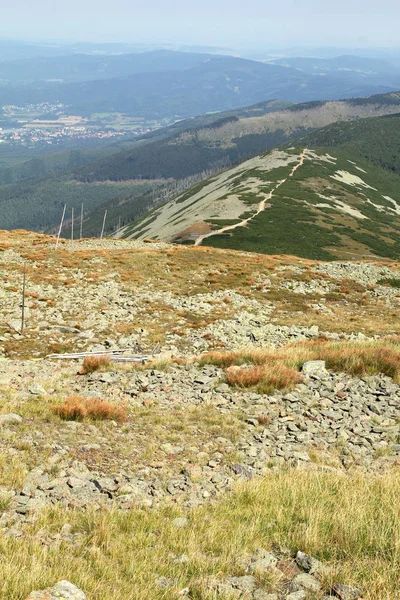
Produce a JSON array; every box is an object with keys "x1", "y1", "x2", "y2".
[{"x1": 377, "y1": 277, "x2": 400, "y2": 288}]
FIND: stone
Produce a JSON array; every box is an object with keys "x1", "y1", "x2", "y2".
[
  {"x1": 156, "y1": 576, "x2": 177, "y2": 589},
  {"x1": 302, "y1": 360, "x2": 329, "y2": 379},
  {"x1": 250, "y1": 551, "x2": 278, "y2": 575},
  {"x1": 172, "y1": 517, "x2": 189, "y2": 528},
  {"x1": 295, "y1": 550, "x2": 325, "y2": 576},
  {"x1": 26, "y1": 580, "x2": 86, "y2": 600},
  {"x1": 290, "y1": 572, "x2": 321, "y2": 593},
  {"x1": 332, "y1": 583, "x2": 362, "y2": 599},
  {"x1": 29, "y1": 384, "x2": 46, "y2": 395},
  {"x1": 225, "y1": 576, "x2": 258, "y2": 593},
  {"x1": 215, "y1": 583, "x2": 241, "y2": 599},
  {"x1": 7, "y1": 319, "x2": 22, "y2": 333},
  {"x1": 253, "y1": 591, "x2": 278, "y2": 600},
  {"x1": 286, "y1": 592, "x2": 307, "y2": 600},
  {"x1": 0, "y1": 413, "x2": 23, "y2": 425}
]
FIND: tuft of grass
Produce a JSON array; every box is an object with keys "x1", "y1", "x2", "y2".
[
  {"x1": 225, "y1": 365, "x2": 266, "y2": 388},
  {"x1": 81, "y1": 355, "x2": 111, "y2": 374},
  {"x1": 52, "y1": 396, "x2": 127, "y2": 422},
  {"x1": 225, "y1": 364, "x2": 302, "y2": 394}
]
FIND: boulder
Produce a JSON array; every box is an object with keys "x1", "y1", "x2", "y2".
[
  {"x1": 0, "y1": 413, "x2": 23, "y2": 426},
  {"x1": 301, "y1": 360, "x2": 329, "y2": 379},
  {"x1": 26, "y1": 580, "x2": 86, "y2": 600}
]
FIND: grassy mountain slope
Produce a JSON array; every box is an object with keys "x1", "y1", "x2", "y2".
[{"x1": 120, "y1": 113, "x2": 400, "y2": 260}]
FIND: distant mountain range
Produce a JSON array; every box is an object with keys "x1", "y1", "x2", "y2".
[
  {"x1": 119, "y1": 112, "x2": 400, "y2": 261},
  {"x1": 1, "y1": 50, "x2": 400, "y2": 119}
]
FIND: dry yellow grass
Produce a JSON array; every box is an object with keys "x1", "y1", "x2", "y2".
[
  {"x1": 1, "y1": 470, "x2": 399, "y2": 599},
  {"x1": 200, "y1": 338, "x2": 400, "y2": 393},
  {"x1": 81, "y1": 355, "x2": 111, "y2": 374},
  {"x1": 225, "y1": 363, "x2": 303, "y2": 393},
  {"x1": 52, "y1": 396, "x2": 127, "y2": 422}
]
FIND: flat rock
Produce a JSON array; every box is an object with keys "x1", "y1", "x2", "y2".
[
  {"x1": 295, "y1": 550, "x2": 327, "y2": 576},
  {"x1": 302, "y1": 360, "x2": 329, "y2": 379},
  {"x1": 29, "y1": 384, "x2": 46, "y2": 395},
  {"x1": 172, "y1": 517, "x2": 189, "y2": 528},
  {"x1": 290, "y1": 572, "x2": 321, "y2": 593},
  {"x1": 225, "y1": 575, "x2": 258, "y2": 593},
  {"x1": 0, "y1": 413, "x2": 23, "y2": 425},
  {"x1": 332, "y1": 583, "x2": 362, "y2": 599},
  {"x1": 26, "y1": 580, "x2": 86, "y2": 600},
  {"x1": 286, "y1": 592, "x2": 307, "y2": 600}
]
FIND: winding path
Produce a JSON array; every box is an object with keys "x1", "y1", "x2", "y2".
[{"x1": 194, "y1": 149, "x2": 309, "y2": 246}]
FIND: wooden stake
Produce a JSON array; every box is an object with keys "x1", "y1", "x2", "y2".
[
  {"x1": 100, "y1": 210, "x2": 107, "y2": 239},
  {"x1": 21, "y1": 263, "x2": 26, "y2": 335},
  {"x1": 80, "y1": 203, "x2": 83, "y2": 239},
  {"x1": 55, "y1": 204, "x2": 67, "y2": 249},
  {"x1": 71, "y1": 207, "x2": 74, "y2": 241}
]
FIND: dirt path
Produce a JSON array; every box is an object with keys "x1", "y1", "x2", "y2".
[{"x1": 194, "y1": 149, "x2": 309, "y2": 246}]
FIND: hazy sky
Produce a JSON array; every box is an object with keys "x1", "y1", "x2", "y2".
[{"x1": 3, "y1": 0, "x2": 400, "y2": 48}]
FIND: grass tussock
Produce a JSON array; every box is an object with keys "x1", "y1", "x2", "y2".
[
  {"x1": 1, "y1": 470, "x2": 399, "y2": 599},
  {"x1": 225, "y1": 363, "x2": 303, "y2": 394},
  {"x1": 52, "y1": 396, "x2": 127, "y2": 422},
  {"x1": 81, "y1": 355, "x2": 111, "y2": 374},
  {"x1": 200, "y1": 338, "x2": 400, "y2": 393}
]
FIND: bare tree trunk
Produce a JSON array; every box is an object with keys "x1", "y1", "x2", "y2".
[
  {"x1": 80, "y1": 203, "x2": 83, "y2": 239},
  {"x1": 100, "y1": 210, "x2": 107, "y2": 239}
]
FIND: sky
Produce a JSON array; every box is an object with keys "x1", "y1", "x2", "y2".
[{"x1": 2, "y1": 0, "x2": 400, "y2": 49}]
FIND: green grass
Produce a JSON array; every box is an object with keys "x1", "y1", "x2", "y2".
[
  {"x1": 378, "y1": 278, "x2": 400, "y2": 288},
  {"x1": 205, "y1": 196, "x2": 339, "y2": 260},
  {"x1": 1, "y1": 470, "x2": 400, "y2": 599}
]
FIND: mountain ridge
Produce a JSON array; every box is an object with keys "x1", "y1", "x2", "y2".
[{"x1": 118, "y1": 113, "x2": 400, "y2": 261}]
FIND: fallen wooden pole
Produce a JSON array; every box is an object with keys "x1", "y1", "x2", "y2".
[{"x1": 46, "y1": 352, "x2": 153, "y2": 363}]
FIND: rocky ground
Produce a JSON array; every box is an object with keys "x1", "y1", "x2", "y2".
[
  {"x1": 1, "y1": 358, "x2": 399, "y2": 537},
  {"x1": 0, "y1": 232, "x2": 399, "y2": 599},
  {"x1": 27, "y1": 550, "x2": 363, "y2": 600}
]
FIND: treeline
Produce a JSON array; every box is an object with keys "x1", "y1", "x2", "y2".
[{"x1": 64, "y1": 161, "x2": 232, "y2": 239}]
